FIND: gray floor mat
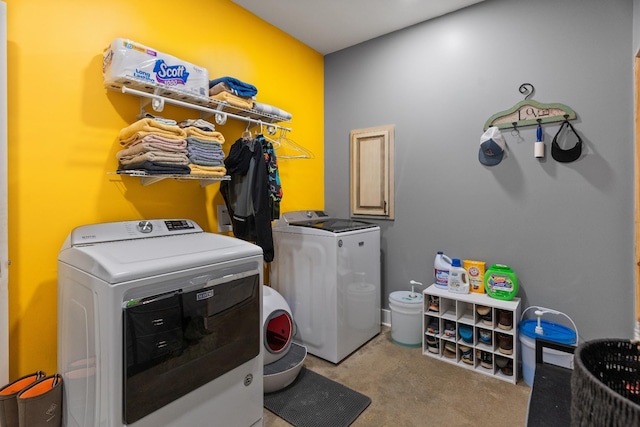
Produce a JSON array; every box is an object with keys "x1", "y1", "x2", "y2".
[{"x1": 263, "y1": 367, "x2": 371, "y2": 427}]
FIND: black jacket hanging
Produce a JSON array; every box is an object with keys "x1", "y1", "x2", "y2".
[{"x1": 221, "y1": 137, "x2": 274, "y2": 262}]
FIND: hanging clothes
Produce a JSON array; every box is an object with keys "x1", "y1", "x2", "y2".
[
  {"x1": 221, "y1": 135, "x2": 275, "y2": 262},
  {"x1": 259, "y1": 134, "x2": 282, "y2": 220}
]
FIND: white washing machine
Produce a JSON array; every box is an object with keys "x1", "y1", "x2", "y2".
[
  {"x1": 271, "y1": 210, "x2": 381, "y2": 363},
  {"x1": 57, "y1": 219, "x2": 264, "y2": 427}
]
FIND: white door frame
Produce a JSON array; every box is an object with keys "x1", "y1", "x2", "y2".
[{"x1": 0, "y1": 1, "x2": 8, "y2": 384}]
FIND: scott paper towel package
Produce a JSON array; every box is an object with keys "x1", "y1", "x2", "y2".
[{"x1": 103, "y1": 38, "x2": 209, "y2": 99}]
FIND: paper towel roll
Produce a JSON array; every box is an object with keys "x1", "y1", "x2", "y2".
[
  {"x1": 534, "y1": 141, "x2": 545, "y2": 158},
  {"x1": 103, "y1": 39, "x2": 209, "y2": 100}
]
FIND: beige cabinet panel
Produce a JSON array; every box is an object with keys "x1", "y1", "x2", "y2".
[{"x1": 350, "y1": 125, "x2": 394, "y2": 219}]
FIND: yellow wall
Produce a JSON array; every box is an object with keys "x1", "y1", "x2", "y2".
[{"x1": 5, "y1": 0, "x2": 324, "y2": 378}]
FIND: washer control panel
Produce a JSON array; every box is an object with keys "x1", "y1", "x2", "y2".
[
  {"x1": 281, "y1": 210, "x2": 330, "y2": 224},
  {"x1": 68, "y1": 219, "x2": 202, "y2": 246}
]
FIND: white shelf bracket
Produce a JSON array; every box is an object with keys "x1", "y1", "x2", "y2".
[
  {"x1": 140, "y1": 176, "x2": 166, "y2": 186},
  {"x1": 151, "y1": 97, "x2": 165, "y2": 112}
]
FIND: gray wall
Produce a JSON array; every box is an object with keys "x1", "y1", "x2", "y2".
[
  {"x1": 635, "y1": 0, "x2": 640, "y2": 54},
  {"x1": 324, "y1": 0, "x2": 635, "y2": 341}
]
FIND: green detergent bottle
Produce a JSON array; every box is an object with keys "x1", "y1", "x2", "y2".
[{"x1": 484, "y1": 264, "x2": 518, "y2": 300}]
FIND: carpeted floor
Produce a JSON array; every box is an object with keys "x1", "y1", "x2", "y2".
[{"x1": 263, "y1": 326, "x2": 531, "y2": 427}]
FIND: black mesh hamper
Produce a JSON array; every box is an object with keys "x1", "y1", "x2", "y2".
[{"x1": 571, "y1": 339, "x2": 640, "y2": 426}]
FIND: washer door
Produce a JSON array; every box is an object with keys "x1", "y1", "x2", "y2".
[{"x1": 123, "y1": 273, "x2": 260, "y2": 424}]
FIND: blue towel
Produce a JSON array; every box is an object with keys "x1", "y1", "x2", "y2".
[{"x1": 209, "y1": 76, "x2": 257, "y2": 97}]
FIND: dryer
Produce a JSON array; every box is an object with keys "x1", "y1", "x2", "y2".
[
  {"x1": 271, "y1": 211, "x2": 381, "y2": 364},
  {"x1": 57, "y1": 219, "x2": 264, "y2": 427}
]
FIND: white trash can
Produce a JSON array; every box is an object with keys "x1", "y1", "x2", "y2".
[
  {"x1": 518, "y1": 306, "x2": 578, "y2": 386},
  {"x1": 389, "y1": 291, "x2": 423, "y2": 347}
]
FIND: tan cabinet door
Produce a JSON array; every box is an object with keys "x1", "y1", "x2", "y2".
[{"x1": 350, "y1": 125, "x2": 394, "y2": 219}]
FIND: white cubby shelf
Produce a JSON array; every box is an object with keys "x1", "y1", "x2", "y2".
[{"x1": 423, "y1": 284, "x2": 521, "y2": 384}]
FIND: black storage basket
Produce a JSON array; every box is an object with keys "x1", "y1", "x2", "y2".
[{"x1": 571, "y1": 339, "x2": 640, "y2": 426}]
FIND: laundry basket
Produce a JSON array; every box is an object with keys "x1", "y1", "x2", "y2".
[{"x1": 571, "y1": 339, "x2": 640, "y2": 427}]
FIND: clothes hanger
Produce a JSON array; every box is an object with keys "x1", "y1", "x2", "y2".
[
  {"x1": 248, "y1": 122, "x2": 312, "y2": 159},
  {"x1": 242, "y1": 122, "x2": 252, "y2": 141},
  {"x1": 273, "y1": 129, "x2": 314, "y2": 159},
  {"x1": 252, "y1": 121, "x2": 281, "y2": 149}
]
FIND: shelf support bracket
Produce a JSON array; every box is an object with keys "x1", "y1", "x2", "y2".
[{"x1": 140, "y1": 176, "x2": 166, "y2": 186}]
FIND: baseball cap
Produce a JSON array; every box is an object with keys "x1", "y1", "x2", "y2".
[{"x1": 479, "y1": 126, "x2": 506, "y2": 166}]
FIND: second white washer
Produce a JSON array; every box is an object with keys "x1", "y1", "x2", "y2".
[{"x1": 271, "y1": 211, "x2": 381, "y2": 364}]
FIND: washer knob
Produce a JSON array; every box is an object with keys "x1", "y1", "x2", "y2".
[
  {"x1": 137, "y1": 220, "x2": 153, "y2": 233},
  {"x1": 306, "y1": 211, "x2": 313, "y2": 218}
]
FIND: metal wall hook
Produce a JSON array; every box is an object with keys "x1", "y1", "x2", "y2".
[
  {"x1": 519, "y1": 83, "x2": 535, "y2": 100},
  {"x1": 511, "y1": 121, "x2": 520, "y2": 137}
]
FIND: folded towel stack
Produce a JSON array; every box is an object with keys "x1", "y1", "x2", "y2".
[
  {"x1": 117, "y1": 118, "x2": 190, "y2": 175},
  {"x1": 209, "y1": 76, "x2": 258, "y2": 98},
  {"x1": 178, "y1": 119, "x2": 228, "y2": 177},
  {"x1": 208, "y1": 76, "x2": 292, "y2": 122},
  {"x1": 118, "y1": 118, "x2": 187, "y2": 147},
  {"x1": 209, "y1": 83, "x2": 255, "y2": 110},
  {"x1": 115, "y1": 117, "x2": 230, "y2": 177}
]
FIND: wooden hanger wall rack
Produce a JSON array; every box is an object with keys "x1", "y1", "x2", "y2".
[{"x1": 483, "y1": 83, "x2": 577, "y2": 131}]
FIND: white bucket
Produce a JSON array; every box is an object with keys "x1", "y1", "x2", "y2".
[
  {"x1": 518, "y1": 306, "x2": 578, "y2": 386},
  {"x1": 389, "y1": 291, "x2": 423, "y2": 347}
]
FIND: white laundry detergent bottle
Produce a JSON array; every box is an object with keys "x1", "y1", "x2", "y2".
[
  {"x1": 447, "y1": 258, "x2": 470, "y2": 294},
  {"x1": 434, "y1": 251, "x2": 452, "y2": 289}
]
